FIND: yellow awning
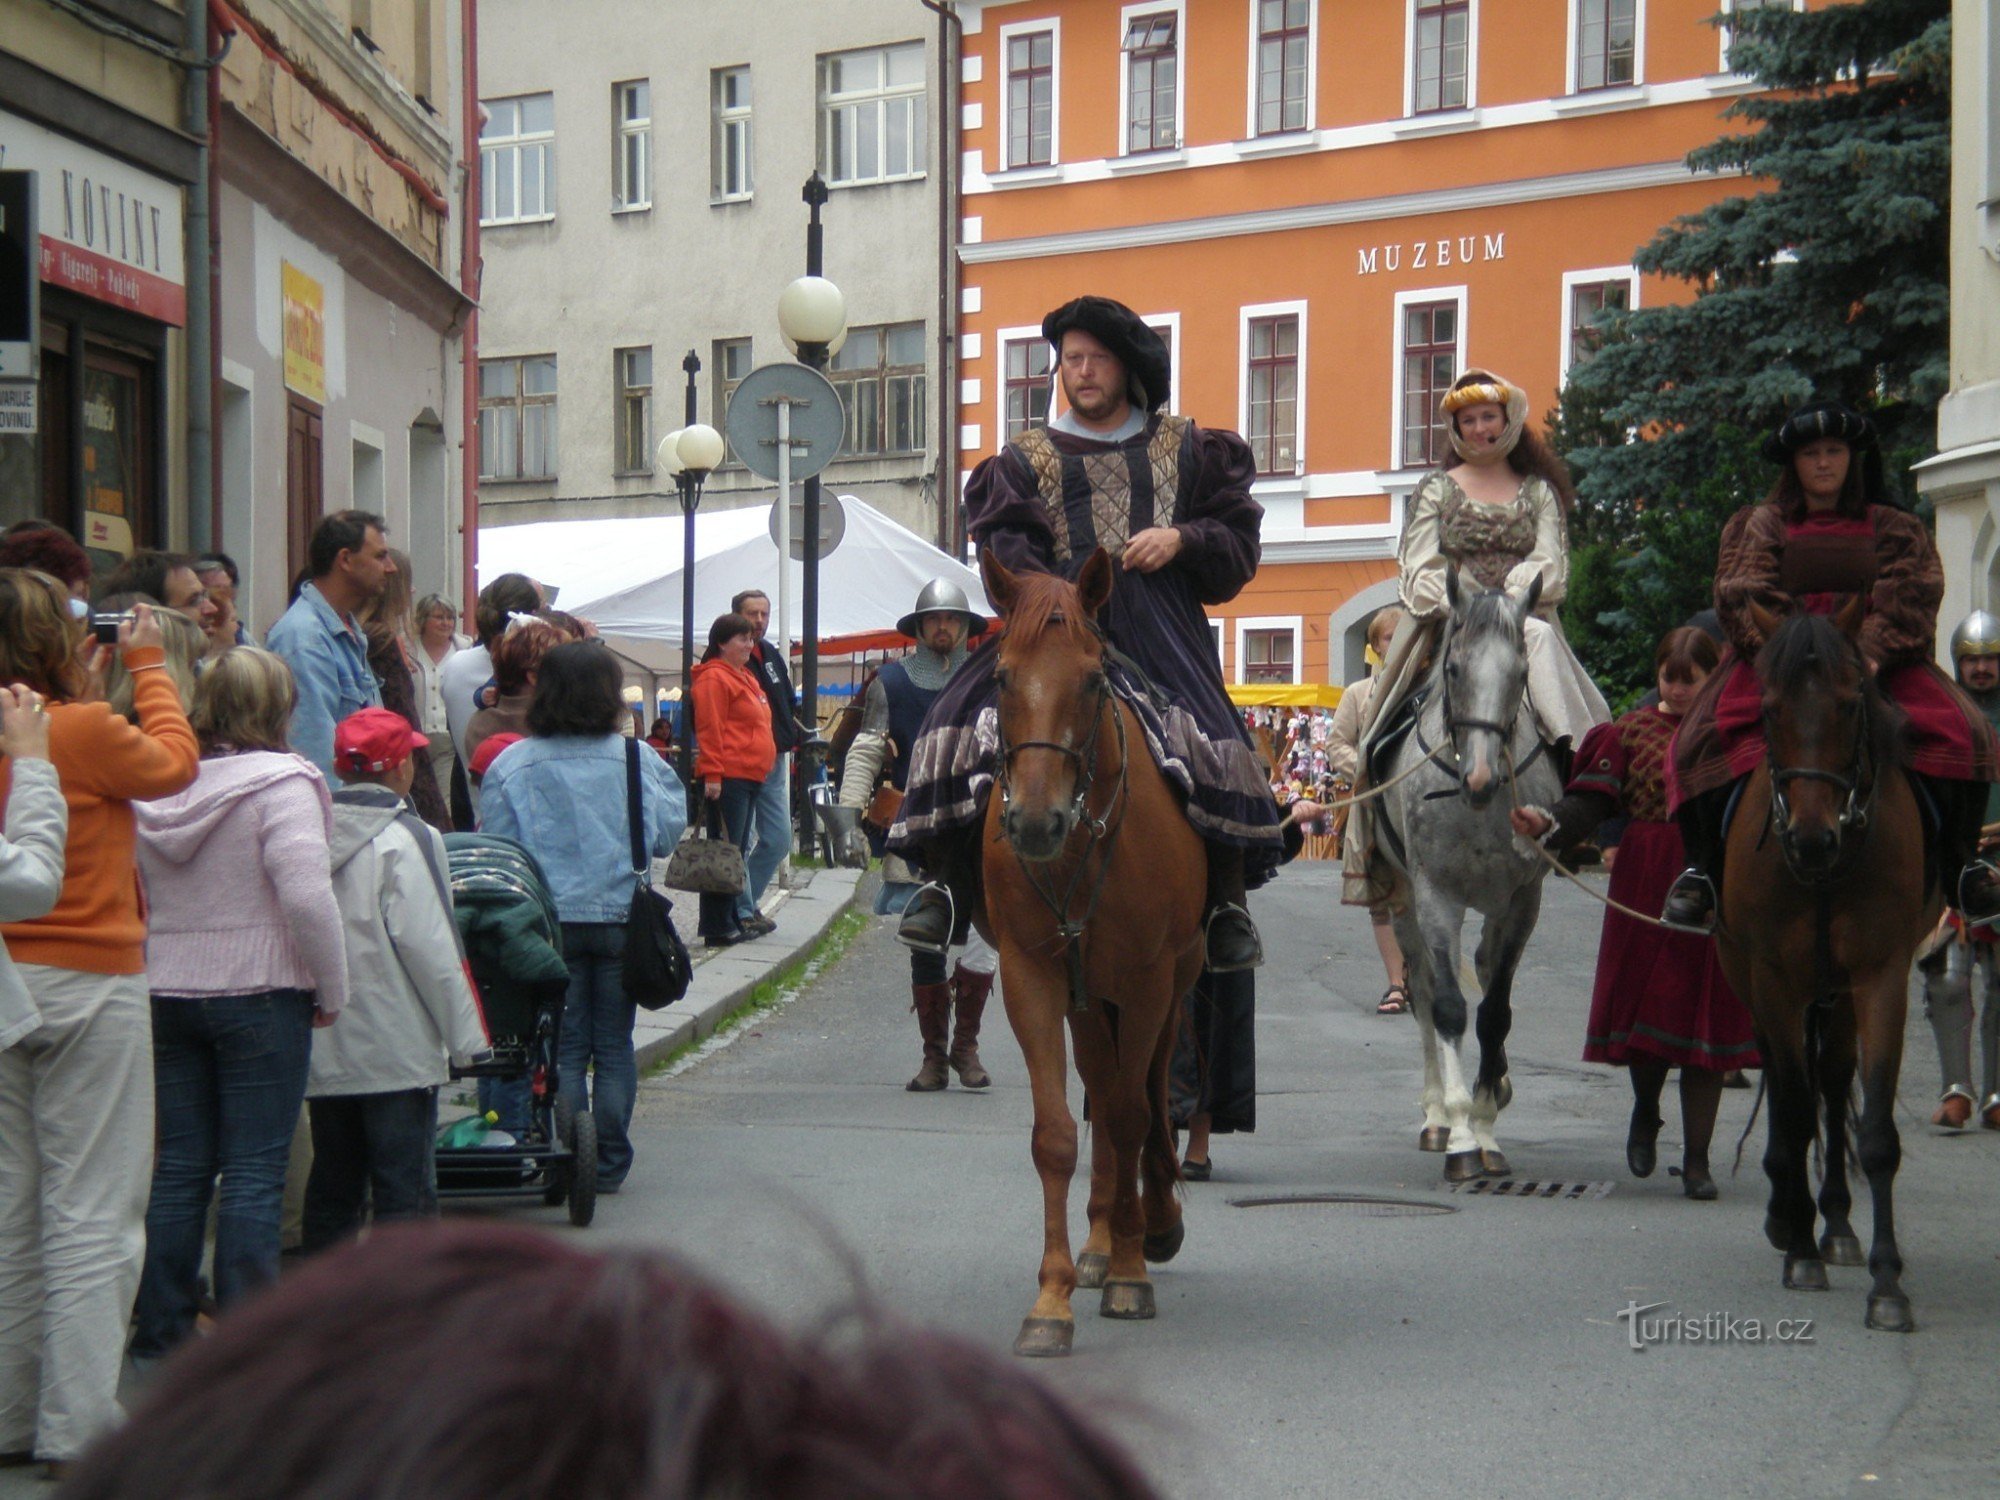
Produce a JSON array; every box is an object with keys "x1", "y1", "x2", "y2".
[{"x1": 1226, "y1": 683, "x2": 1344, "y2": 708}]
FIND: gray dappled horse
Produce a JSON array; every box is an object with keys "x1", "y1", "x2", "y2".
[{"x1": 1377, "y1": 572, "x2": 1559, "y2": 1181}]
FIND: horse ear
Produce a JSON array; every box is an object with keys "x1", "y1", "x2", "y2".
[
  {"x1": 1832, "y1": 594, "x2": 1867, "y2": 640},
  {"x1": 1747, "y1": 599, "x2": 1784, "y2": 643},
  {"x1": 978, "y1": 546, "x2": 1016, "y2": 617},
  {"x1": 1446, "y1": 565, "x2": 1462, "y2": 612},
  {"x1": 1515, "y1": 572, "x2": 1544, "y2": 623},
  {"x1": 1077, "y1": 547, "x2": 1114, "y2": 618}
]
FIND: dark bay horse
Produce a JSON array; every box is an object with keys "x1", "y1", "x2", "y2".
[
  {"x1": 1717, "y1": 601, "x2": 1938, "y2": 1331},
  {"x1": 976, "y1": 546, "x2": 1207, "y2": 1359}
]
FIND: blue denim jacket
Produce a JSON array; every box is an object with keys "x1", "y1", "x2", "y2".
[
  {"x1": 265, "y1": 582, "x2": 382, "y2": 779},
  {"x1": 478, "y1": 735, "x2": 688, "y2": 923}
]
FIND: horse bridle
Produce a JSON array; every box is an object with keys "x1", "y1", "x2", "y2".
[
  {"x1": 1763, "y1": 690, "x2": 1875, "y2": 883},
  {"x1": 1416, "y1": 609, "x2": 1544, "y2": 795}
]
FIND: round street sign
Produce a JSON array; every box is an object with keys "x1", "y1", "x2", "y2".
[
  {"x1": 769, "y1": 490, "x2": 846, "y2": 561},
  {"x1": 724, "y1": 361, "x2": 845, "y2": 482}
]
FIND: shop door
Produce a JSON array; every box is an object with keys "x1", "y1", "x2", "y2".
[
  {"x1": 286, "y1": 395, "x2": 323, "y2": 586},
  {"x1": 78, "y1": 345, "x2": 155, "y2": 567}
]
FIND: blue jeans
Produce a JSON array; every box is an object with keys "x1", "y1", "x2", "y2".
[
  {"x1": 301, "y1": 1088, "x2": 439, "y2": 1252},
  {"x1": 559, "y1": 923, "x2": 637, "y2": 1189},
  {"x1": 735, "y1": 755, "x2": 791, "y2": 924},
  {"x1": 130, "y1": 991, "x2": 314, "y2": 1359},
  {"x1": 698, "y1": 778, "x2": 758, "y2": 941}
]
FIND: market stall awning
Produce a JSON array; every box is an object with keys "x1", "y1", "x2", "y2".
[{"x1": 1226, "y1": 682, "x2": 1344, "y2": 708}]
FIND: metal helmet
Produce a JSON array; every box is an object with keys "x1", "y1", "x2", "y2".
[
  {"x1": 1949, "y1": 611, "x2": 2000, "y2": 666},
  {"x1": 896, "y1": 577, "x2": 988, "y2": 640}
]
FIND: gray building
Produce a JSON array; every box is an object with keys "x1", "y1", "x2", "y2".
[{"x1": 474, "y1": 0, "x2": 954, "y2": 544}]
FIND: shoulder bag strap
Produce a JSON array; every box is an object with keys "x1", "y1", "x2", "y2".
[{"x1": 626, "y1": 738, "x2": 650, "y2": 886}]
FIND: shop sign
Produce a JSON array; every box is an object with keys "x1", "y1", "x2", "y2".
[
  {"x1": 0, "y1": 381, "x2": 34, "y2": 434},
  {"x1": 282, "y1": 261, "x2": 326, "y2": 403},
  {"x1": 0, "y1": 171, "x2": 35, "y2": 378},
  {"x1": 0, "y1": 113, "x2": 186, "y2": 326}
]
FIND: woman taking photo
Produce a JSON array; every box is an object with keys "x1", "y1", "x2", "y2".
[
  {"x1": 688, "y1": 612, "x2": 774, "y2": 950},
  {"x1": 479, "y1": 642, "x2": 686, "y2": 1195},
  {"x1": 0, "y1": 574, "x2": 198, "y2": 1474},
  {"x1": 130, "y1": 648, "x2": 349, "y2": 1359}
]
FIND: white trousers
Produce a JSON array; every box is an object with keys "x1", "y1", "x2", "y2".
[{"x1": 0, "y1": 967, "x2": 153, "y2": 1460}]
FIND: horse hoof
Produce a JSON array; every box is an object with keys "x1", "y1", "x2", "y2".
[
  {"x1": 1495, "y1": 1076, "x2": 1513, "y2": 1111},
  {"x1": 1866, "y1": 1294, "x2": 1914, "y2": 1333},
  {"x1": 1443, "y1": 1151, "x2": 1484, "y2": 1183},
  {"x1": 1099, "y1": 1280, "x2": 1157, "y2": 1320},
  {"x1": 1143, "y1": 1220, "x2": 1186, "y2": 1265},
  {"x1": 1419, "y1": 1126, "x2": 1451, "y2": 1153},
  {"x1": 1783, "y1": 1257, "x2": 1829, "y2": 1292},
  {"x1": 1479, "y1": 1149, "x2": 1511, "y2": 1177},
  {"x1": 1013, "y1": 1317, "x2": 1075, "y2": 1358},
  {"x1": 1075, "y1": 1252, "x2": 1109, "y2": 1290},
  {"x1": 1819, "y1": 1233, "x2": 1865, "y2": 1267},
  {"x1": 1764, "y1": 1214, "x2": 1790, "y2": 1253}
]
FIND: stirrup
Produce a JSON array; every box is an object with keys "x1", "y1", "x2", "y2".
[
  {"x1": 895, "y1": 882, "x2": 954, "y2": 956},
  {"x1": 1658, "y1": 870, "x2": 1718, "y2": 936},
  {"x1": 1957, "y1": 859, "x2": 2000, "y2": 924},
  {"x1": 1205, "y1": 903, "x2": 1264, "y2": 973}
]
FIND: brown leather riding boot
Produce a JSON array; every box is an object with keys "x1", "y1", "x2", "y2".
[
  {"x1": 907, "y1": 982, "x2": 952, "y2": 1092},
  {"x1": 949, "y1": 965, "x2": 995, "y2": 1089}
]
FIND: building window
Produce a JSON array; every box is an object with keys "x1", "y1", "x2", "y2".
[
  {"x1": 1245, "y1": 315, "x2": 1300, "y2": 477},
  {"x1": 1400, "y1": 301, "x2": 1458, "y2": 469},
  {"x1": 819, "y1": 44, "x2": 926, "y2": 187},
  {"x1": 478, "y1": 355, "x2": 558, "y2": 480},
  {"x1": 1566, "y1": 278, "x2": 1630, "y2": 373},
  {"x1": 830, "y1": 323, "x2": 926, "y2": 457},
  {"x1": 614, "y1": 347, "x2": 652, "y2": 474},
  {"x1": 712, "y1": 67, "x2": 753, "y2": 201},
  {"x1": 480, "y1": 94, "x2": 554, "y2": 224},
  {"x1": 1575, "y1": 0, "x2": 1637, "y2": 91},
  {"x1": 1719, "y1": 0, "x2": 1795, "y2": 72},
  {"x1": 1004, "y1": 28, "x2": 1055, "y2": 168},
  {"x1": 714, "y1": 338, "x2": 753, "y2": 462},
  {"x1": 1003, "y1": 337, "x2": 1051, "y2": 442},
  {"x1": 1412, "y1": 0, "x2": 1470, "y2": 114},
  {"x1": 613, "y1": 81, "x2": 650, "y2": 211},
  {"x1": 1124, "y1": 12, "x2": 1178, "y2": 153},
  {"x1": 1244, "y1": 628, "x2": 1295, "y2": 684},
  {"x1": 1145, "y1": 318, "x2": 1176, "y2": 408},
  {"x1": 1254, "y1": 0, "x2": 1311, "y2": 137}
]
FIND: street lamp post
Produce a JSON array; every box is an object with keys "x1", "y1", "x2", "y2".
[{"x1": 661, "y1": 350, "x2": 726, "y2": 790}]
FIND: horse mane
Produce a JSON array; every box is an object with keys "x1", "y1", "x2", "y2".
[
  {"x1": 1001, "y1": 571, "x2": 1101, "y2": 652},
  {"x1": 1453, "y1": 588, "x2": 1520, "y2": 646},
  {"x1": 1757, "y1": 612, "x2": 1908, "y2": 769}
]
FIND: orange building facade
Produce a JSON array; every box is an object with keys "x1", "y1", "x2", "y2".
[{"x1": 953, "y1": 0, "x2": 1780, "y2": 687}]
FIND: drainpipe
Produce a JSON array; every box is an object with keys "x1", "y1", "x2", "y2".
[
  {"x1": 459, "y1": 0, "x2": 481, "y2": 628},
  {"x1": 920, "y1": 0, "x2": 960, "y2": 556},
  {"x1": 184, "y1": 0, "x2": 214, "y2": 551}
]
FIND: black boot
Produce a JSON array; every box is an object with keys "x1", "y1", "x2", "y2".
[
  {"x1": 1204, "y1": 843, "x2": 1263, "y2": 973},
  {"x1": 895, "y1": 830, "x2": 980, "y2": 954},
  {"x1": 1661, "y1": 785, "x2": 1732, "y2": 933},
  {"x1": 896, "y1": 884, "x2": 954, "y2": 955}
]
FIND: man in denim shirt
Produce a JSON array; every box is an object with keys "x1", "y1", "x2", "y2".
[{"x1": 267, "y1": 511, "x2": 394, "y2": 779}]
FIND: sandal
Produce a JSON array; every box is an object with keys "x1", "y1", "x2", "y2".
[
  {"x1": 1376, "y1": 984, "x2": 1409, "y2": 1016},
  {"x1": 1181, "y1": 1156, "x2": 1212, "y2": 1181}
]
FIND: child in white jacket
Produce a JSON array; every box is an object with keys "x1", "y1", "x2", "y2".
[{"x1": 304, "y1": 709, "x2": 489, "y2": 1251}]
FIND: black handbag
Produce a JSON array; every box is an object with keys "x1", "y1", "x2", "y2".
[{"x1": 621, "y1": 739, "x2": 693, "y2": 1010}]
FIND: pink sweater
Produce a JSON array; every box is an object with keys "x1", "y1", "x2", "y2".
[{"x1": 134, "y1": 752, "x2": 350, "y2": 1014}]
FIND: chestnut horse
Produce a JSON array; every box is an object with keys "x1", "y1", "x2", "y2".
[
  {"x1": 1717, "y1": 601, "x2": 1938, "y2": 1331},
  {"x1": 976, "y1": 546, "x2": 1208, "y2": 1359}
]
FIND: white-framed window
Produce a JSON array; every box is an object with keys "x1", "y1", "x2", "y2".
[
  {"x1": 1141, "y1": 312, "x2": 1180, "y2": 412},
  {"x1": 1558, "y1": 266, "x2": 1638, "y2": 383},
  {"x1": 818, "y1": 43, "x2": 927, "y2": 187},
  {"x1": 1000, "y1": 21, "x2": 1058, "y2": 169},
  {"x1": 1391, "y1": 286, "x2": 1466, "y2": 470},
  {"x1": 614, "y1": 347, "x2": 651, "y2": 474},
  {"x1": 712, "y1": 67, "x2": 753, "y2": 201},
  {"x1": 1239, "y1": 301, "x2": 1307, "y2": 478},
  {"x1": 478, "y1": 355, "x2": 557, "y2": 480},
  {"x1": 714, "y1": 337, "x2": 752, "y2": 464},
  {"x1": 1121, "y1": 4, "x2": 1183, "y2": 154},
  {"x1": 1209, "y1": 618, "x2": 1225, "y2": 669},
  {"x1": 613, "y1": 81, "x2": 650, "y2": 212},
  {"x1": 1570, "y1": 0, "x2": 1642, "y2": 93},
  {"x1": 999, "y1": 332, "x2": 1052, "y2": 442},
  {"x1": 480, "y1": 93, "x2": 554, "y2": 225},
  {"x1": 1248, "y1": 0, "x2": 1315, "y2": 138},
  {"x1": 1407, "y1": 0, "x2": 1473, "y2": 115},
  {"x1": 831, "y1": 322, "x2": 926, "y2": 456},
  {"x1": 1718, "y1": 0, "x2": 1801, "y2": 74},
  {"x1": 1236, "y1": 615, "x2": 1302, "y2": 685}
]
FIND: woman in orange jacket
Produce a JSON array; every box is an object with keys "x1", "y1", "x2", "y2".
[
  {"x1": 689, "y1": 612, "x2": 774, "y2": 948},
  {"x1": 0, "y1": 573, "x2": 199, "y2": 1472}
]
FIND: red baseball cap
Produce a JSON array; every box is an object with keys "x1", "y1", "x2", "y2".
[
  {"x1": 469, "y1": 732, "x2": 524, "y2": 779},
  {"x1": 333, "y1": 708, "x2": 428, "y2": 774}
]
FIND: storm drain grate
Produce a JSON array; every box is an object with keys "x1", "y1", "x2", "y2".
[
  {"x1": 1225, "y1": 1193, "x2": 1456, "y2": 1217},
  {"x1": 1450, "y1": 1179, "x2": 1615, "y2": 1199}
]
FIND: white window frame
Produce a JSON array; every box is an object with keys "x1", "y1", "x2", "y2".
[
  {"x1": 1557, "y1": 265, "x2": 1639, "y2": 385},
  {"x1": 613, "y1": 80, "x2": 651, "y2": 213},
  {"x1": 1566, "y1": 0, "x2": 1645, "y2": 95},
  {"x1": 1119, "y1": 1, "x2": 1186, "y2": 156},
  {"x1": 819, "y1": 42, "x2": 928, "y2": 188},
  {"x1": 1238, "y1": 299, "x2": 1308, "y2": 479},
  {"x1": 613, "y1": 346, "x2": 652, "y2": 475},
  {"x1": 1245, "y1": 0, "x2": 1318, "y2": 140},
  {"x1": 1235, "y1": 614, "x2": 1303, "y2": 686},
  {"x1": 1718, "y1": 0, "x2": 1802, "y2": 75},
  {"x1": 712, "y1": 66, "x2": 754, "y2": 203},
  {"x1": 1403, "y1": 0, "x2": 1479, "y2": 117},
  {"x1": 1389, "y1": 284, "x2": 1467, "y2": 473},
  {"x1": 994, "y1": 322, "x2": 1053, "y2": 445},
  {"x1": 1209, "y1": 618, "x2": 1225, "y2": 669},
  {"x1": 997, "y1": 18, "x2": 1061, "y2": 170},
  {"x1": 477, "y1": 354, "x2": 559, "y2": 481},
  {"x1": 479, "y1": 93, "x2": 555, "y2": 226},
  {"x1": 1141, "y1": 311, "x2": 1181, "y2": 414}
]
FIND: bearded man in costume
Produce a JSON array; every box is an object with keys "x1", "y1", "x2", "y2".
[{"x1": 890, "y1": 296, "x2": 1284, "y2": 970}]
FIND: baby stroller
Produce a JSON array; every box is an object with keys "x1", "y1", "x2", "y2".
[{"x1": 436, "y1": 833, "x2": 596, "y2": 1226}]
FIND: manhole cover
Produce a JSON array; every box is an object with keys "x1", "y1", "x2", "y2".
[
  {"x1": 1450, "y1": 1179, "x2": 1615, "y2": 1199},
  {"x1": 1225, "y1": 1193, "x2": 1456, "y2": 1217}
]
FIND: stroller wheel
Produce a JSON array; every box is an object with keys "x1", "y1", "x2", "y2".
[
  {"x1": 544, "y1": 1093, "x2": 577, "y2": 1208},
  {"x1": 568, "y1": 1112, "x2": 598, "y2": 1228}
]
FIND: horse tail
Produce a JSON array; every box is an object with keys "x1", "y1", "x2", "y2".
[{"x1": 1731, "y1": 1073, "x2": 1764, "y2": 1176}]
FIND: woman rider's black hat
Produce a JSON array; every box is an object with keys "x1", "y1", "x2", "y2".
[{"x1": 1761, "y1": 400, "x2": 1876, "y2": 464}]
